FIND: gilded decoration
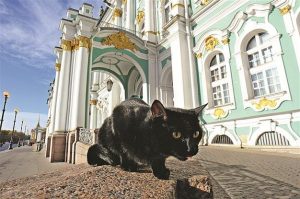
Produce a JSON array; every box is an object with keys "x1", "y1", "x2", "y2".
[
  {"x1": 55, "y1": 63, "x2": 61, "y2": 71},
  {"x1": 205, "y1": 36, "x2": 219, "y2": 51},
  {"x1": 222, "y1": 38, "x2": 230, "y2": 45},
  {"x1": 113, "y1": 8, "x2": 122, "y2": 19},
  {"x1": 252, "y1": 97, "x2": 277, "y2": 111},
  {"x1": 201, "y1": 0, "x2": 212, "y2": 6},
  {"x1": 78, "y1": 36, "x2": 91, "y2": 48},
  {"x1": 122, "y1": 0, "x2": 127, "y2": 4},
  {"x1": 90, "y1": 99, "x2": 97, "y2": 105},
  {"x1": 279, "y1": 5, "x2": 291, "y2": 15},
  {"x1": 195, "y1": 53, "x2": 202, "y2": 59},
  {"x1": 101, "y1": 32, "x2": 137, "y2": 51},
  {"x1": 71, "y1": 38, "x2": 79, "y2": 50},
  {"x1": 213, "y1": 108, "x2": 226, "y2": 119},
  {"x1": 136, "y1": 11, "x2": 145, "y2": 24},
  {"x1": 61, "y1": 40, "x2": 72, "y2": 51}
]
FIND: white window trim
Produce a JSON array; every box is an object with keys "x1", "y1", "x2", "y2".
[
  {"x1": 235, "y1": 22, "x2": 291, "y2": 111},
  {"x1": 202, "y1": 48, "x2": 236, "y2": 118}
]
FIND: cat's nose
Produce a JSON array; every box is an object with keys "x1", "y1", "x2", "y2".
[{"x1": 187, "y1": 146, "x2": 198, "y2": 156}]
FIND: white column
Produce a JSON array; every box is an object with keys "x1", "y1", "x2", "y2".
[
  {"x1": 169, "y1": 22, "x2": 193, "y2": 108},
  {"x1": 125, "y1": 0, "x2": 135, "y2": 30},
  {"x1": 144, "y1": 0, "x2": 156, "y2": 42},
  {"x1": 69, "y1": 36, "x2": 90, "y2": 129},
  {"x1": 148, "y1": 52, "x2": 157, "y2": 103},
  {"x1": 54, "y1": 40, "x2": 72, "y2": 133},
  {"x1": 111, "y1": 81, "x2": 121, "y2": 107},
  {"x1": 114, "y1": 0, "x2": 122, "y2": 26},
  {"x1": 90, "y1": 72, "x2": 99, "y2": 129},
  {"x1": 142, "y1": 83, "x2": 149, "y2": 103},
  {"x1": 49, "y1": 64, "x2": 60, "y2": 134}
]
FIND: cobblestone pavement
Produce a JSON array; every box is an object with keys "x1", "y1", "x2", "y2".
[
  {"x1": 0, "y1": 146, "x2": 71, "y2": 183},
  {"x1": 195, "y1": 146, "x2": 300, "y2": 199}
]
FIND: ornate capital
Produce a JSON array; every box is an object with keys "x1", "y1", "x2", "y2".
[
  {"x1": 205, "y1": 36, "x2": 219, "y2": 51},
  {"x1": 113, "y1": 8, "x2": 122, "y2": 18},
  {"x1": 78, "y1": 36, "x2": 91, "y2": 48},
  {"x1": 90, "y1": 99, "x2": 98, "y2": 105},
  {"x1": 136, "y1": 11, "x2": 145, "y2": 24},
  {"x1": 101, "y1": 32, "x2": 137, "y2": 51},
  {"x1": 172, "y1": 3, "x2": 185, "y2": 9},
  {"x1": 222, "y1": 38, "x2": 230, "y2": 45},
  {"x1": 201, "y1": 0, "x2": 212, "y2": 6},
  {"x1": 195, "y1": 53, "x2": 202, "y2": 59},
  {"x1": 71, "y1": 38, "x2": 79, "y2": 51},
  {"x1": 279, "y1": 5, "x2": 291, "y2": 15},
  {"x1": 55, "y1": 63, "x2": 61, "y2": 71},
  {"x1": 122, "y1": 0, "x2": 127, "y2": 4},
  {"x1": 61, "y1": 40, "x2": 72, "y2": 51}
]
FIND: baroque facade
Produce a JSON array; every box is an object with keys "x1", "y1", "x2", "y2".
[{"x1": 46, "y1": 0, "x2": 300, "y2": 163}]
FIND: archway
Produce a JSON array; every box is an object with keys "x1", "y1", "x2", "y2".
[
  {"x1": 255, "y1": 131, "x2": 290, "y2": 146},
  {"x1": 160, "y1": 65, "x2": 174, "y2": 107},
  {"x1": 212, "y1": 135, "x2": 234, "y2": 145}
]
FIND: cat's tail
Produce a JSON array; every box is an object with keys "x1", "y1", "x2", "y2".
[{"x1": 87, "y1": 144, "x2": 107, "y2": 166}]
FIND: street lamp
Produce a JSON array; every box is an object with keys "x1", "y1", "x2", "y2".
[
  {"x1": 0, "y1": 91, "x2": 10, "y2": 132},
  {"x1": 18, "y1": 120, "x2": 24, "y2": 147},
  {"x1": 8, "y1": 108, "x2": 20, "y2": 150},
  {"x1": 106, "y1": 79, "x2": 113, "y2": 92}
]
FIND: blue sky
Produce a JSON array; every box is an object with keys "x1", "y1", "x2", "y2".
[{"x1": 0, "y1": 0, "x2": 104, "y2": 132}]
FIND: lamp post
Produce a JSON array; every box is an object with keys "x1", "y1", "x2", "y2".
[
  {"x1": 18, "y1": 120, "x2": 23, "y2": 147},
  {"x1": 0, "y1": 91, "x2": 10, "y2": 132},
  {"x1": 8, "y1": 108, "x2": 19, "y2": 150}
]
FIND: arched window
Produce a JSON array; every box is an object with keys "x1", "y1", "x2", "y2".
[
  {"x1": 209, "y1": 53, "x2": 230, "y2": 106},
  {"x1": 246, "y1": 32, "x2": 281, "y2": 98}
]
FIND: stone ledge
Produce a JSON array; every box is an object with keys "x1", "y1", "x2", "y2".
[{"x1": 0, "y1": 164, "x2": 213, "y2": 199}]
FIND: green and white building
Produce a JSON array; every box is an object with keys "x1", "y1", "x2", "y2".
[{"x1": 46, "y1": 0, "x2": 300, "y2": 163}]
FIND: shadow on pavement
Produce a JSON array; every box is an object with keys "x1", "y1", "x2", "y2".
[{"x1": 200, "y1": 159, "x2": 300, "y2": 198}]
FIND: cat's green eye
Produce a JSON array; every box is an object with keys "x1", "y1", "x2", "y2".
[
  {"x1": 193, "y1": 131, "x2": 200, "y2": 138},
  {"x1": 172, "y1": 132, "x2": 181, "y2": 139}
]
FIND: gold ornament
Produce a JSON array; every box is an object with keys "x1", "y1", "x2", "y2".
[
  {"x1": 279, "y1": 5, "x2": 291, "y2": 15},
  {"x1": 55, "y1": 63, "x2": 61, "y2": 71},
  {"x1": 136, "y1": 11, "x2": 145, "y2": 24},
  {"x1": 113, "y1": 8, "x2": 122, "y2": 19},
  {"x1": 172, "y1": 3, "x2": 185, "y2": 9},
  {"x1": 195, "y1": 53, "x2": 202, "y2": 59},
  {"x1": 201, "y1": 0, "x2": 211, "y2": 6},
  {"x1": 252, "y1": 97, "x2": 277, "y2": 110},
  {"x1": 61, "y1": 40, "x2": 72, "y2": 51},
  {"x1": 205, "y1": 36, "x2": 219, "y2": 51},
  {"x1": 222, "y1": 38, "x2": 230, "y2": 45},
  {"x1": 78, "y1": 36, "x2": 91, "y2": 48},
  {"x1": 101, "y1": 32, "x2": 137, "y2": 51},
  {"x1": 213, "y1": 108, "x2": 226, "y2": 119},
  {"x1": 90, "y1": 99, "x2": 98, "y2": 105},
  {"x1": 122, "y1": 0, "x2": 127, "y2": 4}
]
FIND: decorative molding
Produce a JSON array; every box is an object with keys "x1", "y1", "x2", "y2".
[
  {"x1": 145, "y1": 31, "x2": 158, "y2": 35},
  {"x1": 279, "y1": 5, "x2": 291, "y2": 15},
  {"x1": 212, "y1": 108, "x2": 229, "y2": 119},
  {"x1": 78, "y1": 36, "x2": 91, "y2": 48},
  {"x1": 172, "y1": 3, "x2": 185, "y2": 9},
  {"x1": 90, "y1": 99, "x2": 97, "y2": 105},
  {"x1": 195, "y1": 52, "x2": 202, "y2": 59},
  {"x1": 136, "y1": 11, "x2": 145, "y2": 24},
  {"x1": 78, "y1": 128, "x2": 94, "y2": 145},
  {"x1": 113, "y1": 8, "x2": 123, "y2": 18},
  {"x1": 201, "y1": 0, "x2": 212, "y2": 6},
  {"x1": 71, "y1": 38, "x2": 79, "y2": 50},
  {"x1": 101, "y1": 32, "x2": 137, "y2": 51},
  {"x1": 222, "y1": 37, "x2": 230, "y2": 45},
  {"x1": 55, "y1": 63, "x2": 61, "y2": 71},
  {"x1": 61, "y1": 40, "x2": 72, "y2": 51},
  {"x1": 252, "y1": 97, "x2": 277, "y2": 111},
  {"x1": 205, "y1": 36, "x2": 219, "y2": 51}
]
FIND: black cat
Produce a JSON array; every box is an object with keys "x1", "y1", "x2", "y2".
[{"x1": 87, "y1": 98, "x2": 207, "y2": 179}]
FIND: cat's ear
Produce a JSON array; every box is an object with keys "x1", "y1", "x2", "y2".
[
  {"x1": 151, "y1": 100, "x2": 167, "y2": 120},
  {"x1": 194, "y1": 103, "x2": 208, "y2": 116}
]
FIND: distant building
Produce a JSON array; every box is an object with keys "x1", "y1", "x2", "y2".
[
  {"x1": 30, "y1": 120, "x2": 46, "y2": 145},
  {"x1": 46, "y1": 0, "x2": 300, "y2": 164}
]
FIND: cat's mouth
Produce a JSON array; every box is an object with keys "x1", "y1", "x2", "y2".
[{"x1": 173, "y1": 154, "x2": 188, "y2": 161}]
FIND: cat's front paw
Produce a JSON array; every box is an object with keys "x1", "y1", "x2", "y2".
[{"x1": 153, "y1": 168, "x2": 170, "y2": 180}]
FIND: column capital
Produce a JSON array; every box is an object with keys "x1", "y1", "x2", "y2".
[
  {"x1": 55, "y1": 63, "x2": 61, "y2": 71},
  {"x1": 61, "y1": 40, "x2": 72, "y2": 51},
  {"x1": 279, "y1": 5, "x2": 291, "y2": 15}
]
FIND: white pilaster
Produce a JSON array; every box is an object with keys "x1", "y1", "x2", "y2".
[
  {"x1": 144, "y1": 0, "x2": 157, "y2": 42},
  {"x1": 148, "y1": 51, "x2": 158, "y2": 103},
  {"x1": 114, "y1": 0, "x2": 122, "y2": 26},
  {"x1": 168, "y1": 20, "x2": 194, "y2": 108},
  {"x1": 125, "y1": 0, "x2": 135, "y2": 30}
]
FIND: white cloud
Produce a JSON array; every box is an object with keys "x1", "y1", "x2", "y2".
[
  {"x1": 0, "y1": 0, "x2": 104, "y2": 69},
  {"x1": 1, "y1": 111, "x2": 48, "y2": 134}
]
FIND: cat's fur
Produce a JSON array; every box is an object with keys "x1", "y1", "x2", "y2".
[{"x1": 87, "y1": 98, "x2": 206, "y2": 179}]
